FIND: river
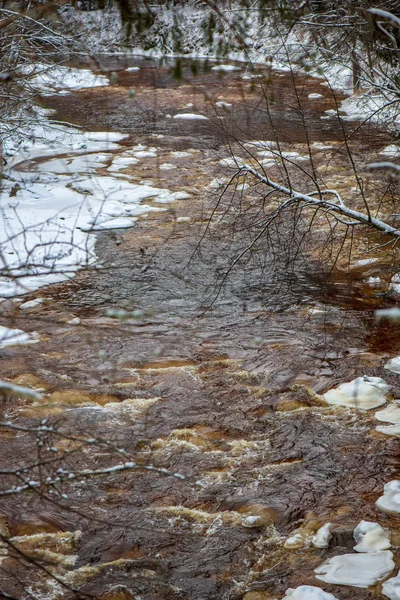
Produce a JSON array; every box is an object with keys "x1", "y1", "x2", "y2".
[{"x1": 0, "y1": 56, "x2": 400, "y2": 600}]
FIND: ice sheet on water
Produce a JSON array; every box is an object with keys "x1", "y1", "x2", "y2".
[
  {"x1": 315, "y1": 550, "x2": 394, "y2": 587},
  {"x1": 173, "y1": 113, "x2": 209, "y2": 120},
  {"x1": 323, "y1": 376, "x2": 389, "y2": 410},
  {"x1": 21, "y1": 63, "x2": 109, "y2": 95},
  {"x1": 0, "y1": 326, "x2": 39, "y2": 348},
  {"x1": 283, "y1": 586, "x2": 338, "y2": 600}
]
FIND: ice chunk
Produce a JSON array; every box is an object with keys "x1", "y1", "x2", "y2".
[
  {"x1": 376, "y1": 481, "x2": 400, "y2": 514},
  {"x1": 383, "y1": 570, "x2": 400, "y2": 599},
  {"x1": 376, "y1": 424, "x2": 400, "y2": 437},
  {"x1": 159, "y1": 163, "x2": 177, "y2": 170},
  {"x1": 170, "y1": 151, "x2": 192, "y2": 158},
  {"x1": 385, "y1": 357, "x2": 400, "y2": 374},
  {"x1": 312, "y1": 523, "x2": 332, "y2": 549},
  {"x1": 323, "y1": 376, "x2": 389, "y2": 410},
  {"x1": 19, "y1": 298, "x2": 47, "y2": 310},
  {"x1": 376, "y1": 308, "x2": 400, "y2": 323},
  {"x1": 367, "y1": 276, "x2": 381, "y2": 286},
  {"x1": 283, "y1": 586, "x2": 338, "y2": 600},
  {"x1": 241, "y1": 515, "x2": 263, "y2": 528},
  {"x1": 0, "y1": 326, "x2": 39, "y2": 349},
  {"x1": 353, "y1": 520, "x2": 391, "y2": 552},
  {"x1": 315, "y1": 551, "x2": 394, "y2": 587},
  {"x1": 67, "y1": 317, "x2": 81, "y2": 325},
  {"x1": 211, "y1": 64, "x2": 241, "y2": 72},
  {"x1": 219, "y1": 156, "x2": 245, "y2": 168},
  {"x1": 375, "y1": 404, "x2": 400, "y2": 423},
  {"x1": 380, "y1": 145, "x2": 400, "y2": 157},
  {"x1": 173, "y1": 113, "x2": 208, "y2": 120}
]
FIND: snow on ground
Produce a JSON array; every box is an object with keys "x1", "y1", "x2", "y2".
[
  {"x1": 0, "y1": 114, "x2": 191, "y2": 298},
  {"x1": 340, "y1": 94, "x2": 400, "y2": 127}
]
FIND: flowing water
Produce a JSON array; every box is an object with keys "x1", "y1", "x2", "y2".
[{"x1": 1, "y1": 57, "x2": 400, "y2": 600}]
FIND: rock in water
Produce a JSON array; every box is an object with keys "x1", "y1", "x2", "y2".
[
  {"x1": 283, "y1": 586, "x2": 339, "y2": 599},
  {"x1": 323, "y1": 376, "x2": 389, "y2": 409},
  {"x1": 353, "y1": 520, "x2": 391, "y2": 552},
  {"x1": 376, "y1": 481, "x2": 400, "y2": 514},
  {"x1": 382, "y1": 570, "x2": 400, "y2": 599},
  {"x1": 315, "y1": 551, "x2": 394, "y2": 587}
]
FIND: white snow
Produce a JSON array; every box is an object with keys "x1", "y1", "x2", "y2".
[
  {"x1": 170, "y1": 151, "x2": 192, "y2": 158},
  {"x1": 376, "y1": 424, "x2": 400, "y2": 437},
  {"x1": 383, "y1": 570, "x2": 400, "y2": 600},
  {"x1": 323, "y1": 376, "x2": 389, "y2": 410},
  {"x1": 67, "y1": 317, "x2": 81, "y2": 325},
  {"x1": 312, "y1": 523, "x2": 332, "y2": 549},
  {"x1": 107, "y1": 155, "x2": 139, "y2": 172},
  {"x1": 284, "y1": 532, "x2": 304, "y2": 549},
  {"x1": 0, "y1": 113, "x2": 192, "y2": 297},
  {"x1": 315, "y1": 550, "x2": 394, "y2": 588},
  {"x1": 22, "y1": 63, "x2": 109, "y2": 95},
  {"x1": 353, "y1": 520, "x2": 391, "y2": 552},
  {"x1": 173, "y1": 113, "x2": 209, "y2": 120},
  {"x1": 367, "y1": 276, "x2": 381, "y2": 286},
  {"x1": 0, "y1": 326, "x2": 39, "y2": 349},
  {"x1": 390, "y1": 273, "x2": 400, "y2": 294},
  {"x1": 211, "y1": 64, "x2": 241, "y2": 72},
  {"x1": 125, "y1": 66, "x2": 140, "y2": 72},
  {"x1": 19, "y1": 298, "x2": 48, "y2": 310},
  {"x1": 245, "y1": 140, "x2": 278, "y2": 150},
  {"x1": 241, "y1": 515, "x2": 263, "y2": 528},
  {"x1": 308, "y1": 93, "x2": 323, "y2": 99},
  {"x1": 283, "y1": 586, "x2": 338, "y2": 600},
  {"x1": 380, "y1": 145, "x2": 400, "y2": 157},
  {"x1": 219, "y1": 156, "x2": 245, "y2": 168},
  {"x1": 376, "y1": 481, "x2": 400, "y2": 514},
  {"x1": 159, "y1": 163, "x2": 177, "y2": 170},
  {"x1": 356, "y1": 258, "x2": 378, "y2": 266},
  {"x1": 216, "y1": 101, "x2": 232, "y2": 109}
]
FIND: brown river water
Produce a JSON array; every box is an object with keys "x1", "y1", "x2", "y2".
[{"x1": 1, "y1": 56, "x2": 400, "y2": 599}]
